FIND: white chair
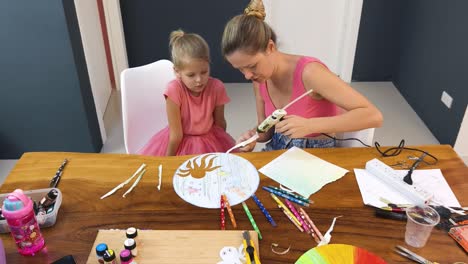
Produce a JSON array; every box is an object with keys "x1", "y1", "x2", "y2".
[
  {"x1": 121, "y1": 59, "x2": 175, "y2": 154},
  {"x1": 335, "y1": 128, "x2": 375, "y2": 147}
]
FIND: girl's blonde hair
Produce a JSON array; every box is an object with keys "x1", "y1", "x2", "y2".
[
  {"x1": 221, "y1": 0, "x2": 276, "y2": 56},
  {"x1": 169, "y1": 30, "x2": 210, "y2": 68}
]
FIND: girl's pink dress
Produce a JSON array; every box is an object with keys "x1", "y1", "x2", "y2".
[{"x1": 138, "y1": 77, "x2": 236, "y2": 156}]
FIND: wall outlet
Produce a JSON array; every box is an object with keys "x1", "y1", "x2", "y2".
[{"x1": 441, "y1": 91, "x2": 453, "y2": 109}]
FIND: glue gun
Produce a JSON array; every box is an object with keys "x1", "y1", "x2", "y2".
[{"x1": 257, "y1": 109, "x2": 287, "y2": 133}]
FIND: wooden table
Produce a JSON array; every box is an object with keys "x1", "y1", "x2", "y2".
[{"x1": 0, "y1": 145, "x2": 466, "y2": 263}]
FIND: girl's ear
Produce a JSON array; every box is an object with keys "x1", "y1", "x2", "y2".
[{"x1": 173, "y1": 66, "x2": 181, "y2": 79}]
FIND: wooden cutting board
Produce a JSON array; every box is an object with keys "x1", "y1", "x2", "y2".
[{"x1": 86, "y1": 230, "x2": 260, "y2": 263}]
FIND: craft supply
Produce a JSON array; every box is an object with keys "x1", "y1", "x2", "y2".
[
  {"x1": 298, "y1": 208, "x2": 324, "y2": 241},
  {"x1": 284, "y1": 199, "x2": 308, "y2": 233},
  {"x1": 50, "y1": 159, "x2": 68, "y2": 188},
  {"x1": 39, "y1": 189, "x2": 59, "y2": 209},
  {"x1": 124, "y1": 238, "x2": 138, "y2": 257},
  {"x1": 296, "y1": 244, "x2": 386, "y2": 264},
  {"x1": 122, "y1": 169, "x2": 146, "y2": 198},
  {"x1": 374, "y1": 208, "x2": 407, "y2": 221},
  {"x1": 318, "y1": 216, "x2": 342, "y2": 246},
  {"x1": 2, "y1": 189, "x2": 45, "y2": 255},
  {"x1": 394, "y1": 245, "x2": 436, "y2": 264},
  {"x1": 262, "y1": 186, "x2": 309, "y2": 207},
  {"x1": 405, "y1": 206, "x2": 440, "y2": 248},
  {"x1": 87, "y1": 230, "x2": 260, "y2": 263},
  {"x1": 242, "y1": 231, "x2": 261, "y2": 264},
  {"x1": 278, "y1": 203, "x2": 304, "y2": 232},
  {"x1": 222, "y1": 194, "x2": 237, "y2": 228},
  {"x1": 95, "y1": 243, "x2": 107, "y2": 264},
  {"x1": 119, "y1": 249, "x2": 135, "y2": 264},
  {"x1": 103, "y1": 249, "x2": 116, "y2": 264},
  {"x1": 220, "y1": 195, "x2": 226, "y2": 230},
  {"x1": 126, "y1": 227, "x2": 138, "y2": 244},
  {"x1": 251, "y1": 194, "x2": 276, "y2": 227},
  {"x1": 269, "y1": 194, "x2": 301, "y2": 227},
  {"x1": 268, "y1": 185, "x2": 312, "y2": 204},
  {"x1": 173, "y1": 153, "x2": 259, "y2": 208},
  {"x1": 101, "y1": 164, "x2": 146, "y2": 199},
  {"x1": 259, "y1": 147, "x2": 348, "y2": 197},
  {"x1": 242, "y1": 202, "x2": 262, "y2": 240},
  {"x1": 448, "y1": 225, "x2": 468, "y2": 253},
  {"x1": 298, "y1": 209, "x2": 320, "y2": 243},
  {"x1": 157, "y1": 164, "x2": 162, "y2": 191},
  {"x1": 226, "y1": 133, "x2": 259, "y2": 153},
  {"x1": 271, "y1": 243, "x2": 291, "y2": 255}
]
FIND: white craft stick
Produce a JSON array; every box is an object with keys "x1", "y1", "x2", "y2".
[
  {"x1": 226, "y1": 133, "x2": 259, "y2": 153},
  {"x1": 318, "y1": 215, "x2": 342, "y2": 246},
  {"x1": 100, "y1": 163, "x2": 146, "y2": 199},
  {"x1": 123, "y1": 169, "x2": 146, "y2": 197},
  {"x1": 157, "y1": 164, "x2": 162, "y2": 191}
]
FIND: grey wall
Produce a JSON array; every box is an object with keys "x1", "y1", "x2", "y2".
[
  {"x1": 353, "y1": 0, "x2": 468, "y2": 145},
  {"x1": 352, "y1": 0, "x2": 403, "y2": 81},
  {"x1": 120, "y1": 0, "x2": 250, "y2": 82},
  {"x1": 0, "y1": 0, "x2": 102, "y2": 159}
]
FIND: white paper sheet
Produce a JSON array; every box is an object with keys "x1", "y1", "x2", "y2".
[
  {"x1": 354, "y1": 168, "x2": 461, "y2": 207},
  {"x1": 259, "y1": 147, "x2": 349, "y2": 197}
]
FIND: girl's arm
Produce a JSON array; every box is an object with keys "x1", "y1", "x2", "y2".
[
  {"x1": 165, "y1": 98, "x2": 183, "y2": 156},
  {"x1": 276, "y1": 63, "x2": 383, "y2": 138},
  {"x1": 213, "y1": 105, "x2": 227, "y2": 130}
]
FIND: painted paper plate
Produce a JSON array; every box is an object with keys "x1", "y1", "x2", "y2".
[
  {"x1": 295, "y1": 244, "x2": 386, "y2": 264},
  {"x1": 173, "y1": 153, "x2": 260, "y2": 208}
]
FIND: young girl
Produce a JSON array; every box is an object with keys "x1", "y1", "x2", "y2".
[
  {"x1": 139, "y1": 30, "x2": 236, "y2": 156},
  {"x1": 222, "y1": 0, "x2": 383, "y2": 152}
]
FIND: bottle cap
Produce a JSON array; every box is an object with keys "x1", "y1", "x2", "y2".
[
  {"x1": 124, "y1": 238, "x2": 136, "y2": 250},
  {"x1": 103, "y1": 249, "x2": 115, "y2": 261},
  {"x1": 126, "y1": 227, "x2": 138, "y2": 238},
  {"x1": 95, "y1": 243, "x2": 108, "y2": 256},
  {"x1": 120, "y1": 249, "x2": 132, "y2": 261},
  {"x1": 2, "y1": 189, "x2": 33, "y2": 219}
]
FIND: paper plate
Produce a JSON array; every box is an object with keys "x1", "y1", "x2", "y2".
[
  {"x1": 295, "y1": 244, "x2": 386, "y2": 264},
  {"x1": 173, "y1": 153, "x2": 259, "y2": 208}
]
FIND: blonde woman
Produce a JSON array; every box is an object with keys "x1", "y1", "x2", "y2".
[{"x1": 222, "y1": 0, "x2": 383, "y2": 152}]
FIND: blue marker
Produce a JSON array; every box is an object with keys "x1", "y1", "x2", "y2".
[
  {"x1": 262, "y1": 186, "x2": 309, "y2": 207},
  {"x1": 251, "y1": 194, "x2": 277, "y2": 227}
]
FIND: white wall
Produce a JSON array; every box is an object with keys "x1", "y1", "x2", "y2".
[
  {"x1": 265, "y1": 0, "x2": 362, "y2": 82},
  {"x1": 74, "y1": 0, "x2": 112, "y2": 143},
  {"x1": 454, "y1": 106, "x2": 468, "y2": 160}
]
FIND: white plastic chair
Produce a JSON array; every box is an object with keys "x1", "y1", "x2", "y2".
[
  {"x1": 121, "y1": 59, "x2": 175, "y2": 154},
  {"x1": 335, "y1": 128, "x2": 375, "y2": 147}
]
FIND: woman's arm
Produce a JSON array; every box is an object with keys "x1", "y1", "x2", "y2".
[
  {"x1": 165, "y1": 98, "x2": 183, "y2": 156},
  {"x1": 276, "y1": 63, "x2": 383, "y2": 138},
  {"x1": 213, "y1": 105, "x2": 227, "y2": 130}
]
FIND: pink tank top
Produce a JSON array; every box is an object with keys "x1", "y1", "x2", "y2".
[{"x1": 259, "y1": 56, "x2": 339, "y2": 137}]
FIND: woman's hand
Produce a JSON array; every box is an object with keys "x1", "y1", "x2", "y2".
[
  {"x1": 275, "y1": 115, "x2": 313, "y2": 138},
  {"x1": 236, "y1": 129, "x2": 257, "y2": 152}
]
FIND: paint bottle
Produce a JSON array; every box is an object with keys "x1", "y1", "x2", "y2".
[
  {"x1": 103, "y1": 249, "x2": 116, "y2": 264},
  {"x1": 2, "y1": 189, "x2": 45, "y2": 256},
  {"x1": 126, "y1": 227, "x2": 138, "y2": 244},
  {"x1": 120, "y1": 249, "x2": 137, "y2": 264},
  {"x1": 95, "y1": 243, "x2": 108, "y2": 264},
  {"x1": 39, "y1": 189, "x2": 59, "y2": 209},
  {"x1": 124, "y1": 238, "x2": 138, "y2": 257}
]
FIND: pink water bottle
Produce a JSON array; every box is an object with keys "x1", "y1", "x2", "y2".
[{"x1": 2, "y1": 189, "x2": 45, "y2": 255}]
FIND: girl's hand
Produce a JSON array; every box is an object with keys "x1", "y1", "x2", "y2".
[
  {"x1": 275, "y1": 115, "x2": 313, "y2": 138},
  {"x1": 236, "y1": 129, "x2": 257, "y2": 152}
]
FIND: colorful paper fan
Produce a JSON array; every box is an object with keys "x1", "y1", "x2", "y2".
[{"x1": 295, "y1": 244, "x2": 386, "y2": 264}]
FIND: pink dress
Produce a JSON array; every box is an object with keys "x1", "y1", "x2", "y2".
[{"x1": 138, "y1": 77, "x2": 236, "y2": 156}]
